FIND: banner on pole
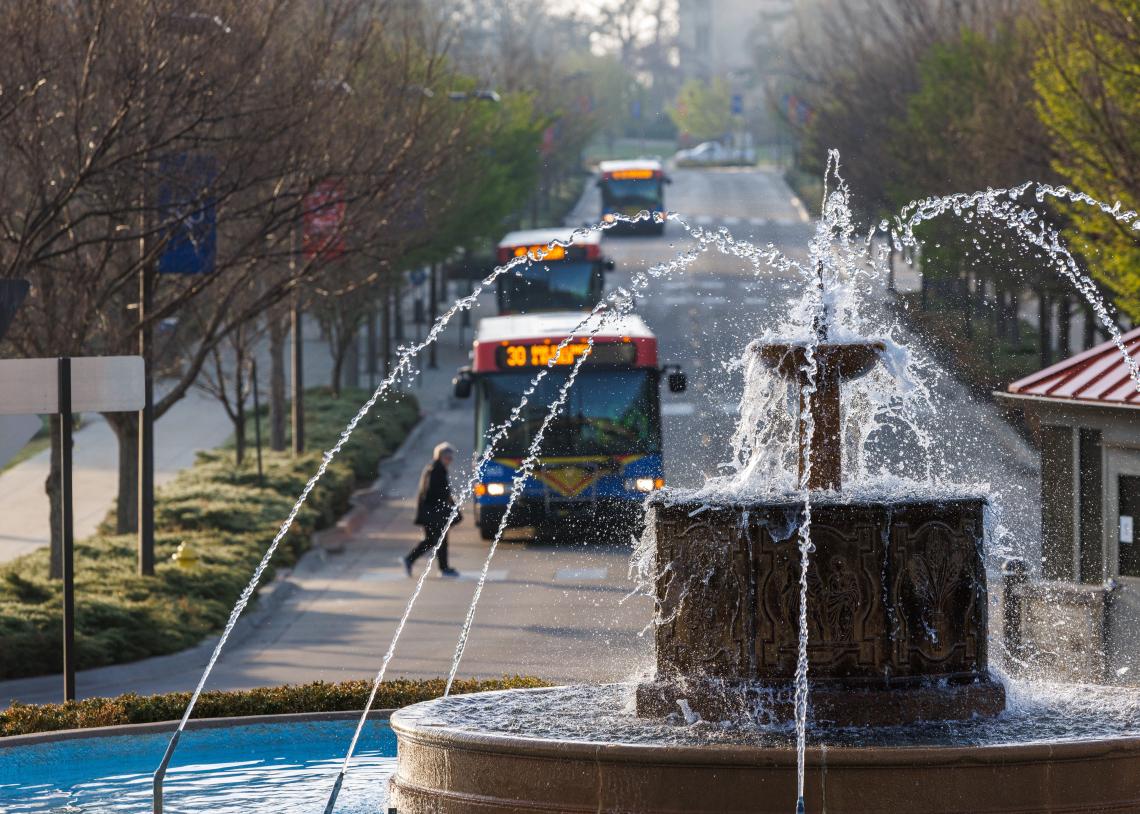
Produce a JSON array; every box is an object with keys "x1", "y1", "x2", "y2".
[
  {"x1": 158, "y1": 154, "x2": 217, "y2": 275},
  {"x1": 302, "y1": 180, "x2": 347, "y2": 261}
]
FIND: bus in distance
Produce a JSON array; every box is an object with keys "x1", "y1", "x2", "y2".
[
  {"x1": 495, "y1": 228, "x2": 614, "y2": 315},
  {"x1": 597, "y1": 159, "x2": 670, "y2": 235},
  {"x1": 452, "y1": 311, "x2": 687, "y2": 542}
]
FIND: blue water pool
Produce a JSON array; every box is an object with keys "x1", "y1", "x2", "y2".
[{"x1": 0, "y1": 718, "x2": 396, "y2": 813}]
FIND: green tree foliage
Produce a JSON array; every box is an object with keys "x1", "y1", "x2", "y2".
[
  {"x1": 889, "y1": 26, "x2": 1055, "y2": 298},
  {"x1": 669, "y1": 78, "x2": 732, "y2": 143},
  {"x1": 1034, "y1": 0, "x2": 1140, "y2": 321}
]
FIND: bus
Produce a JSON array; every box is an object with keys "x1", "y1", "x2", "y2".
[
  {"x1": 495, "y1": 228, "x2": 614, "y2": 315},
  {"x1": 597, "y1": 159, "x2": 670, "y2": 235},
  {"x1": 453, "y1": 311, "x2": 687, "y2": 542}
]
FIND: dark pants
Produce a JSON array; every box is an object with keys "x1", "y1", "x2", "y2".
[{"x1": 406, "y1": 523, "x2": 449, "y2": 571}]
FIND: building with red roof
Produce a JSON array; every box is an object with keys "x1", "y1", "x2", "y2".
[{"x1": 998, "y1": 328, "x2": 1140, "y2": 680}]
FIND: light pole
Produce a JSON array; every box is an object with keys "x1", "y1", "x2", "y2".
[{"x1": 139, "y1": 11, "x2": 232, "y2": 576}]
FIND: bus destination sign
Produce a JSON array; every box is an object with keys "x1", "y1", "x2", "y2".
[{"x1": 496, "y1": 341, "x2": 637, "y2": 369}]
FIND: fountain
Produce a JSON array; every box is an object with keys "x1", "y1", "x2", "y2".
[
  {"x1": 385, "y1": 185, "x2": 1140, "y2": 811},
  {"x1": 386, "y1": 332, "x2": 1140, "y2": 813},
  {"x1": 634, "y1": 337, "x2": 1005, "y2": 728}
]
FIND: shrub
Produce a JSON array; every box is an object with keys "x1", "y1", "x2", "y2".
[
  {"x1": 0, "y1": 389, "x2": 419, "y2": 680},
  {"x1": 0, "y1": 676, "x2": 550, "y2": 736}
]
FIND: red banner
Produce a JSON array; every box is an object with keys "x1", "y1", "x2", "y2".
[{"x1": 302, "y1": 180, "x2": 346, "y2": 261}]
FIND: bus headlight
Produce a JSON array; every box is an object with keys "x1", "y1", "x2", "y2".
[
  {"x1": 626, "y1": 477, "x2": 663, "y2": 493},
  {"x1": 485, "y1": 482, "x2": 508, "y2": 496},
  {"x1": 603, "y1": 213, "x2": 616, "y2": 223}
]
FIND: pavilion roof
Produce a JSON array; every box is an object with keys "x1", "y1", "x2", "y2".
[{"x1": 1007, "y1": 326, "x2": 1140, "y2": 406}]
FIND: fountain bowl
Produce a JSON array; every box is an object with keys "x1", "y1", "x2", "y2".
[{"x1": 388, "y1": 687, "x2": 1140, "y2": 813}]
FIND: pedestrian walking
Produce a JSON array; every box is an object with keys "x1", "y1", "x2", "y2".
[{"x1": 405, "y1": 442, "x2": 461, "y2": 577}]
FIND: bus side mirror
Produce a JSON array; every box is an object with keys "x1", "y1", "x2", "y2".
[
  {"x1": 664, "y1": 175, "x2": 673, "y2": 185},
  {"x1": 453, "y1": 368, "x2": 473, "y2": 399},
  {"x1": 668, "y1": 371, "x2": 687, "y2": 393},
  {"x1": 604, "y1": 258, "x2": 615, "y2": 271}
]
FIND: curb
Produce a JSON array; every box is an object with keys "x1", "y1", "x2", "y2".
[
  {"x1": 317, "y1": 412, "x2": 436, "y2": 553},
  {"x1": 0, "y1": 708, "x2": 396, "y2": 747}
]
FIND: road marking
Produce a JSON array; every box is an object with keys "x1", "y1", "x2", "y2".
[
  {"x1": 555, "y1": 567, "x2": 609, "y2": 581},
  {"x1": 662, "y1": 296, "x2": 693, "y2": 307},
  {"x1": 697, "y1": 279, "x2": 726, "y2": 290},
  {"x1": 744, "y1": 297, "x2": 769, "y2": 306},
  {"x1": 750, "y1": 217, "x2": 769, "y2": 226},
  {"x1": 723, "y1": 216, "x2": 741, "y2": 225},
  {"x1": 459, "y1": 569, "x2": 508, "y2": 582},
  {"x1": 695, "y1": 215, "x2": 713, "y2": 226},
  {"x1": 662, "y1": 401, "x2": 696, "y2": 416}
]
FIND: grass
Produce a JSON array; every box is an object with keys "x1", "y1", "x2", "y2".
[
  {"x1": 0, "y1": 388, "x2": 419, "y2": 681},
  {"x1": 0, "y1": 676, "x2": 550, "y2": 736}
]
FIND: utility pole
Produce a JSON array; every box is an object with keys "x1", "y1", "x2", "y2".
[
  {"x1": 58, "y1": 357, "x2": 76, "y2": 701},
  {"x1": 428, "y1": 262, "x2": 438, "y2": 369},
  {"x1": 138, "y1": 254, "x2": 155, "y2": 576},
  {"x1": 291, "y1": 290, "x2": 305, "y2": 455}
]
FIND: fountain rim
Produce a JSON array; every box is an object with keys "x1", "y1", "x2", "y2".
[
  {"x1": 389, "y1": 686, "x2": 1140, "y2": 767},
  {"x1": 644, "y1": 491, "x2": 991, "y2": 510}
]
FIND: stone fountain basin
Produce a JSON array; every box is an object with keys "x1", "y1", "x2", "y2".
[{"x1": 389, "y1": 688, "x2": 1140, "y2": 813}]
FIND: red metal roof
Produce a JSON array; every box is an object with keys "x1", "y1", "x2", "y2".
[{"x1": 1007, "y1": 326, "x2": 1140, "y2": 405}]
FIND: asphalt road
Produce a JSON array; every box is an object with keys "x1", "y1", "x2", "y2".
[{"x1": 0, "y1": 166, "x2": 1040, "y2": 706}]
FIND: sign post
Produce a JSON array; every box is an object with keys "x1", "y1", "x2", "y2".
[
  {"x1": 58, "y1": 357, "x2": 75, "y2": 701},
  {"x1": 0, "y1": 355, "x2": 144, "y2": 701}
]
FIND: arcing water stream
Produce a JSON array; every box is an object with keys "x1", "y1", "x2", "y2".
[{"x1": 157, "y1": 152, "x2": 1140, "y2": 814}]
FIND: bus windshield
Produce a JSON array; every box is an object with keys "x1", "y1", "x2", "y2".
[
  {"x1": 602, "y1": 178, "x2": 662, "y2": 206},
  {"x1": 478, "y1": 368, "x2": 661, "y2": 457},
  {"x1": 498, "y1": 261, "x2": 597, "y2": 313}
]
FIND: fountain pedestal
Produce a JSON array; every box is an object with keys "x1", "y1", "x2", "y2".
[
  {"x1": 636, "y1": 339, "x2": 1004, "y2": 724},
  {"x1": 635, "y1": 496, "x2": 1005, "y2": 725}
]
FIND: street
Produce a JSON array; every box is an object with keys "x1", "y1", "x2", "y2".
[{"x1": 0, "y1": 166, "x2": 1039, "y2": 706}]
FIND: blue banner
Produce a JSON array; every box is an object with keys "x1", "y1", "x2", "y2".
[{"x1": 158, "y1": 154, "x2": 217, "y2": 275}]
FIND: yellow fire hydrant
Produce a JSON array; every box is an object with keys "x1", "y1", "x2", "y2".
[{"x1": 171, "y1": 541, "x2": 200, "y2": 570}]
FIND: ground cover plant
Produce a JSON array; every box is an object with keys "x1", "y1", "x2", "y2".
[
  {"x1": 0, "y1": 388, "x2": 418, "y2": 680},
  {"x1": 0, "y1": 676, "x2": 548, "y2": 736}
]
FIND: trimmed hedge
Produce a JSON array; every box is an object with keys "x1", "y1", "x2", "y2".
[
  {"x1": 0, "y1": 388, "x2": 419, "y2": 680},
  {"x1": 0, "y1": 676, "x2": 551, "y2": 736}
]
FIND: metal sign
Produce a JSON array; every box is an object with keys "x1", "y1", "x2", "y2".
[
  {"x1": 0, "y1": 356, "x2": 145, "y2": 414},
  {"x1": 158, "y1": 154, "x2": 217, "y2": 275},
  {"x1": 0, "y1": 279, "x2": 29, "y2": 341}
]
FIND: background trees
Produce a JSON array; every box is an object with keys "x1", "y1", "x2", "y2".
[
  {"x1": 1033, "y1": 0, "x2": 1140, "y2": 323},
  {"x1": 0, "y1": 0, "x2": 613, "y2": 578},
  {"x1": 770, "y1": 0, "x2": 1137, "y2": 388},
  {"x1": 669, "y1": 78, "x2": 732, "y2": 144}
]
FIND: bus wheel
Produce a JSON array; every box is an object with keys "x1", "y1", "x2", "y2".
[{"x1": 479, "y1": 517, "x2": 499, "y2": 541}]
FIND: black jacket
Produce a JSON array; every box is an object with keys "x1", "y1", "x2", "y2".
[{"x1": 414, "y1": 459, "x2": 454, "y2": 527}]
